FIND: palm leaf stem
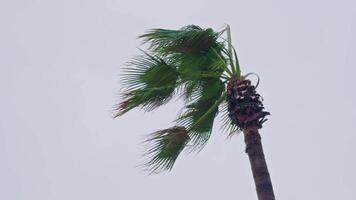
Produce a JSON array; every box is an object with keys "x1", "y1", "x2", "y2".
[
  {"x1": 210, "y1": 48, "x2": 233, "y2": 76},
  {"x1": 232, "y1": 44, "x2": 241, "y2": 77},
  {"x1": 225, "y1": 25, "x2": 236, "y2": 75},
  {"x1": 221, "y1": 39, "x2": 241, "y2": 77}
]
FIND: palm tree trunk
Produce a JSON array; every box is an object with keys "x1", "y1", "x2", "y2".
[
  {"x1": 227, "y1": 77, "x2": 275, "y2": 199},
  {"x1": 243, "y1": 126, "x2": 275, "y2": 200}
]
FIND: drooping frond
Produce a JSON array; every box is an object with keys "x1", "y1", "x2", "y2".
[
  {"x1": 143, "y1": 126, "x2": 190, "y2": 173},
  {"x1": 177, "y1": 78, "x2": 226, "y2": 149},
  {"x1": 139, "y1": 25, "x2": 223, "y2": 55},
  {"x1": 116, "y1": 51, "x2": 179, "y2": 116}
]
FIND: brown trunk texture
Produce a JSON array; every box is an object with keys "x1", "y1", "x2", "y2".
[
  {"x1": 244, "y1": 126, "x2": 275, "y2": 200},
  {"x1": 227, "y1": 77, "x2": 275, "y2": 200}
]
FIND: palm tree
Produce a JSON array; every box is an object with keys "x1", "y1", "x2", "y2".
[{"x1": 116, "y1": 25, "x2": 275, "y2": 200}]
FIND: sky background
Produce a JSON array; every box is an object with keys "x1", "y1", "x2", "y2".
[{"x1": 1, "y1": 0, "x2": 356, "y2": 199}]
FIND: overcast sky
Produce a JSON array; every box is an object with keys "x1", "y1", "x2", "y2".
[{"x1": 1, "y1": 0, "x2": 356, "y2": 199}]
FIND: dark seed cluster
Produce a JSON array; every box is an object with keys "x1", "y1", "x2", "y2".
[{"x1": 227, "y1": 77, "x2": 270, "y2": 129}]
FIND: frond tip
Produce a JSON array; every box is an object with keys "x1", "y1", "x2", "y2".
[{"x1": 143, "y1": 126, "x2": 190, "y2": 174}]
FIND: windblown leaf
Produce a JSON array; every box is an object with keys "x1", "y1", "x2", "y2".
[
  {"x1": 173, "y1": 47, "x2": 228, "y2": 103},
  {"x1": 177, "y1": 78, "x2": 226, "y2": 149},
  {"x1": 116, "y1": 51, "x2": 178, "y2": 116},
  {"x1": 143, "y1": 126, "x2": 190, "y2": 173},
  {"x1": 140, "y1": 25, "x2": 223, "y2": 55},
  {"x1": 174, "y1": 50, "x2": 225, "y2": 80},
  {"x1": 139, "y1": 25, "x2": 228, "y2": 104}
]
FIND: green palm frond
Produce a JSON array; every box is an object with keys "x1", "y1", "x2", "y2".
[
  {"x1": 143, "y1": 126, "x2": 190, "y2": 173},
  {"x1": 177, "y1": 78, "x2": 226, "y2": 148},
  {"x1": 140, "y1": 25, "x2": 223, "y2": 55},
  {"x1": 116, "y1": 51, "x2": 179, "y2": 116},
  {"x1": 140, "y1": 25, "x2": 229, "y2": 80},
  {"x1": 172, "y1": 47, "x2": 229, "y2": 103},
  {"x1": 174, "y1": 49, "x2": 227, "y2": 80},
  {"x1": 117, "y1": 24, "x2": 244, "y2": 173}
]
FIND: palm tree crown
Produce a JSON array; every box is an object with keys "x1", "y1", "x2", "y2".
[{"x1": 117, "y1": 25, "x2": 260, "y2": 173}]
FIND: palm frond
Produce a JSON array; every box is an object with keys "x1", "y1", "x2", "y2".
[
  {"x1": 140, "y1": 25, "x2": 223, "y2": 55},
  {"x1": 177, "y1": 78, "x2": 226, "y2": 149},
  {"x1": 116, "y1": 51, "x2": 179, "y2": 116},
  {"x1": 143, "y1": 126, "x2": 190, "y2": 173},
  {"x1": 173, "y1": 48, "x2": 226, "y2": 81},
  {"x1": 171, "y1": 47, "x2": 228, "y2": 103}
]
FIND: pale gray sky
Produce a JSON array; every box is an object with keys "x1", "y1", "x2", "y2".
[{"x1": 1, "y1": 0, "x2": 356, "y2": 199}]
